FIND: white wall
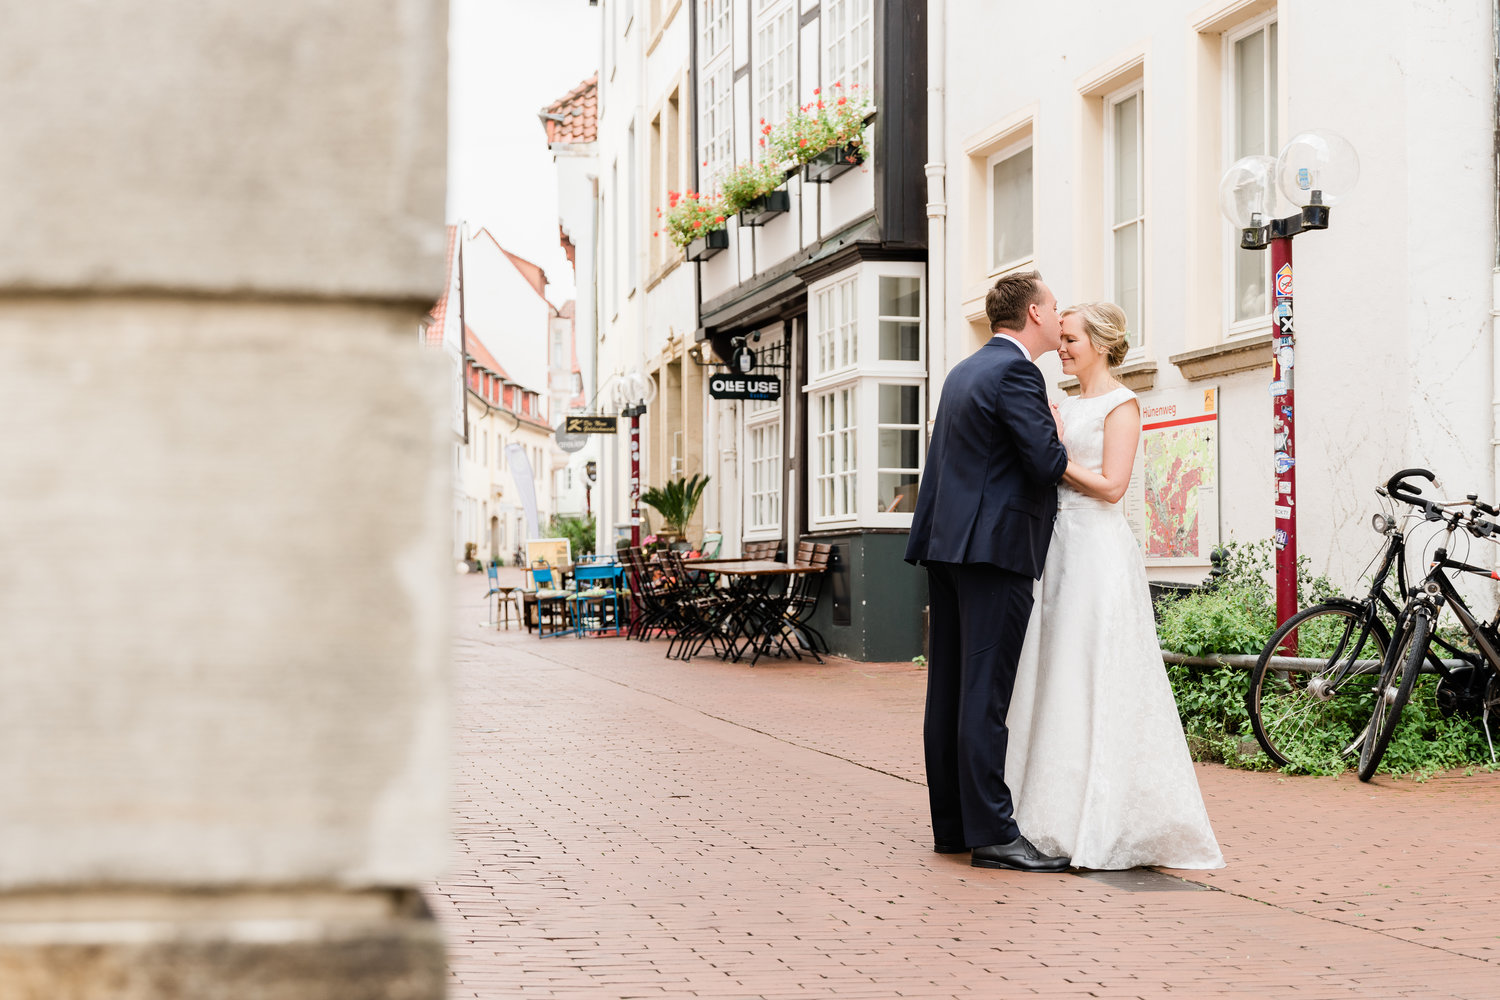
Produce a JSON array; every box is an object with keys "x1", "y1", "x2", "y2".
[{"x1": 940, "y1": 0, "x2": 1496, "y2": 586}]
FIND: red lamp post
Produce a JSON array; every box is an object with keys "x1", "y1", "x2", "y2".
[{"x1": 1220, "y1": 130, "x2": 1359, "y2": 650}]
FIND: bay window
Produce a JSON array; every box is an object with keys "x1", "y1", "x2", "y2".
[{"x1": 806, "y1": 262, "x2": 927, "y2": 528}]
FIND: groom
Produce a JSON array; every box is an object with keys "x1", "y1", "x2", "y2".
[{"x1": 905, "y1": 271, "x2": 1070, "y2": 872}]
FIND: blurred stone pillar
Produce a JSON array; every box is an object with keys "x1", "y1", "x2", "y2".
[{"x1": 0, "y1": 3, "x2": 451, "y2": 997}]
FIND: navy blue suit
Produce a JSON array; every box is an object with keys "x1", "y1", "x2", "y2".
[{"x1": 905, "y1": 336, "x2": 1068, "y2": 848}]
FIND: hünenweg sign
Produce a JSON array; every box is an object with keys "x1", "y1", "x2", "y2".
[{"x1": 708, "y1": 373, "x2": 781, "y2": 401}]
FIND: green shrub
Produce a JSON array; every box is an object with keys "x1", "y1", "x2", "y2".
[
  {"x1": 548, "y1": 514, "x2": 596, "y2": 559},
  {"x1": 1157, "y1": 538, "x2": 1496, "y2": 776}
]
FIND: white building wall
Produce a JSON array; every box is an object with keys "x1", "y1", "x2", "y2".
[{"x1": 939, "y1": 0, "x2": 1496, "y2": 586}]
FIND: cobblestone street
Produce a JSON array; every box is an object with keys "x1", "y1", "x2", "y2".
[{"x1": 431, "y1": 576, "x2": 1500, "y2": 998}]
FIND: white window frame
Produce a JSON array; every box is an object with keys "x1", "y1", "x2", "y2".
[
  {"x1": 1223, "y1": 12, "x2": 1278, "y2": 339},
  {"x1": 754, "y1": 1, "x2": 797, "y2": 130},
  {"x1": 744, "y1": 326, "x2": 785, "y2": 538},
  {"x1": 873, "y1": 380, "x2": 924, "y2": 517},
  {"x1": 985, "y1": 137, "x2": 1036, "y2": 277},
  {"x1": 805, "y1": 261, "x2": 927, "y2": 529},
  {"x1": 823, "y1": 0, "x2": 874, "y2": 92},
  {"x1": 811, "y1": 272, "x2": 860, "y2": 379},
  {"x1": 700, "y1": 57, "x2": 734, "y2": 191},
  {"x1": 811, "y1": 381, "x2": 859, "y2": 526},
  {"x1": 1104, "y1": 80, "x2": 1145, "y2": 356},
  {"x1": 700, "y1": 0, "x2": 730, "y2": 60}
]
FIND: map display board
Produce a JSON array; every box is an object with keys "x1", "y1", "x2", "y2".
[{"x1": 1123, "y1": 387, "x2": 1220, "y2": 566}]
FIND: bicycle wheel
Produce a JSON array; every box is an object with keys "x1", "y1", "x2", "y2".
[
  {"x1": 1246, "y1": 601, "x2": 1386, "y2": 771},
  {"x1": 1357, "y1": 610, "x2": 1429, "y2": 781}
]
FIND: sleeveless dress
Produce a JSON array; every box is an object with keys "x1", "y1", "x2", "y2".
[{"x1": 1004, "y1": 386, "x2": 1224, "y2": 870}]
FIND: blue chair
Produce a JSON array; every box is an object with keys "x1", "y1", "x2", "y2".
[
  {"x1": 481, "y1": 563, "x2": 502, "y2": 626},
  {"x1": 567, "y1": 561, "x2": 625, "y2": 636},
  {"x1": 529, "y1": 560, "x2": 574, "y2": 638}
]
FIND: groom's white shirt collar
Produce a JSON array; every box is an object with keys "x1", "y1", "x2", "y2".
[{"x1": 990, "y1": 332, "x2": 1033, "y2": 361}]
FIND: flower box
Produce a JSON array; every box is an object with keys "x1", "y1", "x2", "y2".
[
  {"x1": 684, "y1": 228, "x2": 729, "y2": 261},
  {"x1": 803, "y1": 142, "x2": 865, "y2": 183},
  {"x1": 737, "y1": 188, "x2": 790, "y2": 227}
]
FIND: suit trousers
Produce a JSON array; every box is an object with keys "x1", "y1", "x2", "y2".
[{"x1": 922, "y1": 560, "x2": 1035, "y2": 848}]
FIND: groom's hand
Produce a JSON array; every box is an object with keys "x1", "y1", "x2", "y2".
[{"x1": 1051, "y1": 403, "x2": 1065, "y2": 440}]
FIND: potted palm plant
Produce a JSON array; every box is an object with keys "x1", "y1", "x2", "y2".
[{"x1": 640, "y1": 473, "x2": 711, "y2": 547}]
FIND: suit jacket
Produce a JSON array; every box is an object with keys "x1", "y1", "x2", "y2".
[{"x1": 904, "y1": 337, "x2": 1068, "y2": 577}]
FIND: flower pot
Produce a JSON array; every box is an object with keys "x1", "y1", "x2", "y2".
[
  {"x1": 684, "y1": 228, "x2": 729, "y2": 261},
  {"x1": 737, "y1": 188, "x2": 790, "y2": 227},
  {"x1": 803, "y1": 142, "x2": 865, "y2": 183}
]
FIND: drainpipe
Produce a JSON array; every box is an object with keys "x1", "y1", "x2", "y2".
[
  {"x1": 925, "y1": 0, "x2": 947, "y2": 425},
  {"x1": 1492, "y1": 0, "x2": 1500, "y2": 554}
]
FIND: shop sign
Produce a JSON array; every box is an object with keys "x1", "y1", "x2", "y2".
[
  {"x1": 709, "y1": 373, "x2": 781, "y2": 401},
  {"x1": 564, "y1": 415, "x2": 618, "y2": 434}
]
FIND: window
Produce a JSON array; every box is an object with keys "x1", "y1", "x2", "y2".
[
  {"x1": 700, "y1": 60, "x2": 733, "y2": 189},
  {"x1": 745, "y1": 326, "x2": 784, "y2": 534},
  {"x1": 701, "y1": 0, "x2": 730, "y2": 58},
  {"x1": 627, "y1": 124, "x2": 638, "y2": 291},
  {"x1": 878, "y1": 275, "x2": 921, "y2": 361},
  {"x1": 877, "y1": 384, "x2": 922, "y2": 513},
  {"x1": 805, "y1": 263, "x2": 927, "y2": 527},
  {"x1": 754, "y1": 2, "x2": 796, "y2": 129},
  {"x1": 1227, "y1": 16, "x2": 1278, "y2": 331},
  {"x1": 812, "y1": 274, "x2": 858, "y2": 377},
  {"x1": 813, "y1": 386, "x2": 858, "y2": 522},
  {"x1": 987, "y1": 141, "x2": 1034, "y2": 273},
  {"x1": 747, "y1": 422, "x2": 782, "y2": 531},
  {"x1": 482, "y1": 430, "x2": 489, "y2": 467},
  {"x1": 552, "y1": 329, "x2": 566, "y2": 368},
  {"x1": 823, "y1": 0, "x2": 873, "y2": 91},
  {"x1": 1107, "y1": 84, "x2": 1144, "y2": 347}
]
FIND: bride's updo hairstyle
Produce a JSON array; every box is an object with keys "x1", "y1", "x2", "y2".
[{"x1": 1061, "y1": 302, "x2": 1130, "y2": 368}]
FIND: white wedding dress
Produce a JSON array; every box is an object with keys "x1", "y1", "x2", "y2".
[{"x1": 1005, "y1": 385, "x2": 1224, "y2": 870}]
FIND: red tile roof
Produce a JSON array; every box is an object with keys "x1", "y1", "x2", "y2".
[
  {"x1": 465, "y1": 326, "x2": 511, "y2": 381},
  {"x1": 541, "y1": 74, "x2": 599, "y2": 145}
]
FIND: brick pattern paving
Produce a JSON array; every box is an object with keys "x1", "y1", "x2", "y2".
[{"x1": 432, "y1": 577, "x2": 1500, "y2": 998}]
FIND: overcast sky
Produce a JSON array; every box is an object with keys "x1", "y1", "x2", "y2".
[{"x1": 447, "y1": 0, "x2": 601, "y2": 305}]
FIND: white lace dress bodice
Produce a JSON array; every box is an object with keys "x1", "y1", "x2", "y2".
[{"x1": 1005, "y1": 385, "x2": 1224, "y2": 870}]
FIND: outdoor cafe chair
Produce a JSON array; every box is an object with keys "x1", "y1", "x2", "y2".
[
  {"x1": 567, "y1": 560, "x2": 626, "y2": 637},
  {"x1": 528, "y1": 560, "x2": 574, "y2": 638}
]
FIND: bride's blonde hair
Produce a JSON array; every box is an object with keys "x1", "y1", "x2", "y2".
[{"x1": 1061, "y1": 302, "x2": 1131, "y2": 368}]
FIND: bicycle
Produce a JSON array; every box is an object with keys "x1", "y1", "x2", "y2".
[
  {"x1": 1245, "y1": 469, "x2": 1475, "y2": 772},
  {"x1": 1355, "y1": 469, "x2": 1500, "y2": 780}
]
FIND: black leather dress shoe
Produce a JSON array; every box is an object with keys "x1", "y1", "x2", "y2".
[
  {"x1": 933, "y1": 843, "x2": 969, "y2": 854},
  {"x1": 970, "y1": 835, "x2": 1070, "y2": 872}
]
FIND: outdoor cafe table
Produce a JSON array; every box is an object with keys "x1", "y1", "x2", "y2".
[{"x1": 683, "y1": 559, "x2": 825, "y2": 662}]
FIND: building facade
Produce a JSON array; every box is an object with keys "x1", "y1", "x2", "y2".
[
  {"x1": 688, "y1": 0, "x2": 931, "y2": 659},
  {"x1": 426, "y1": 226, "x2": 572, "y2": 563},
  {"x1": 593, "y1": 1, "x2": 704, "y2": 551},
  {"x1": 935, "y1": 0, "x2": 1497, "y2": 590}
]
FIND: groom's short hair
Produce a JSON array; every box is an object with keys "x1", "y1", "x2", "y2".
[{"x1": 986, "y1": 271, "x2": 1045, "y2": 332}]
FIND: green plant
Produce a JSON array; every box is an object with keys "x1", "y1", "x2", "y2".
[
  {"x1": 762, "y1": 82, "x2": 875, "y2": 167},
  {"x1": 548, "y1": 514, "x2": 596, "y2": 559},
  {"x1": 718, "y1": 158, "x2": 786, "y2": 213},
  {"x1": 1157, "y1": 536, "x2": 1498, "y2": 776},
  {"x1": 655, "y1": 190, "x2": 730, "y2": 248},
  {"x1": 639, "y1": 474, "x2": 711, "y2": 536}
]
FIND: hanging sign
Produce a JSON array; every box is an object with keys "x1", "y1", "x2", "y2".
[
  {"x1": 564, "y1": 415, "x2": 618, "y2": 434},
  {"x1": 709, "y1": 372, "x2": 781, "y2": 401}
]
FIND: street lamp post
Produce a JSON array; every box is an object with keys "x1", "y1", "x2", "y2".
[{"x1": 1219, "y1": 130, "x2": 1359, "y2": 650}]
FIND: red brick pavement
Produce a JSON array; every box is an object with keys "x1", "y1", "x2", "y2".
[{"x1": 431, "y1": 575, "x2": 1500, "y2": 998}]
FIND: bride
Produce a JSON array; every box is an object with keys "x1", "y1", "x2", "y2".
[{"x1": 1005, "y1": 303, "x2": 1224, "y2": 871}]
